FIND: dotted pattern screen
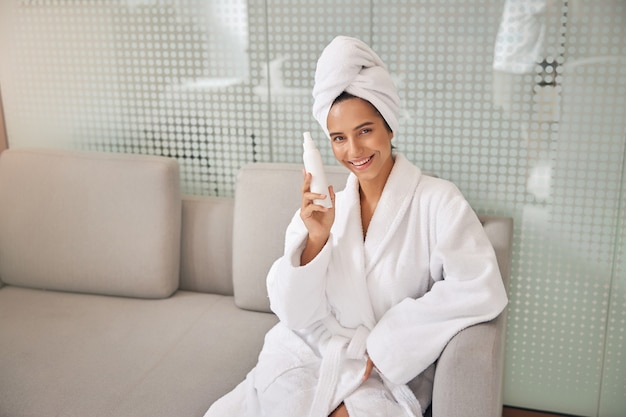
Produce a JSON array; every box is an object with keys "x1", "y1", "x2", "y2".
[{"x1": 0, "y1": 1, "x2": 624, "y2": 416}]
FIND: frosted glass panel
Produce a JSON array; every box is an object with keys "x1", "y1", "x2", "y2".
[
  {"x1": 0, "y1": 0, "x2": 256, "y2": 196},
  {"x1": 0, "y1": 1, "x2": 625, "y2": 415},
  {"x1": 600, "y1": 174, "x2": 626, "y2": 417},
  {"x1": 250, "y1": 0, "x2": 371, "y2": 165}
]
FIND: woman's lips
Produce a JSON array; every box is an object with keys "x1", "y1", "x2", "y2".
[{"x1": 349, "y1": 155, "x2": 374, "y2": 169}]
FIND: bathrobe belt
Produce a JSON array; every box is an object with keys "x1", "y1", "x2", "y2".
[{"x1": 308, "y1": 316, "x2": 423, "y2": 417}]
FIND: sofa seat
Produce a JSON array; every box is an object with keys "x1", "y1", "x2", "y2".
[{"x1": 0, "y1": 286, "x2": 277, "y2": 417}]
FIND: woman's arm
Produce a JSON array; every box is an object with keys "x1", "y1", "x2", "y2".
[
  {"x1": 266, "y1": 215, "x2": 334, "y2": 330},
  {"x1": 367, "y1": 189, "x2": 508, "y2": 385},
  {"x1": 266, "y1": 171, "x2": 336, "y2": 330}
]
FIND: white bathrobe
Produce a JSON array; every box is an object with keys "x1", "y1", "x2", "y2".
[{"x1": 205, "y1": 154, "x2": 508, "y2": 417}]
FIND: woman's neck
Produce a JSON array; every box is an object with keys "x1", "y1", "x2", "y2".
[
  {"x1": 359, "y1": 186, "x2": 378, "y2": 239},
  {"x1": 358, "y1": 156, "x2": 395, "y2": 237}
]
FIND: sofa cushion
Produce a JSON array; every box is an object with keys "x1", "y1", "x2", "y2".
[
  {"x1": 232, "y1": 162, "x2": 349, "y2": 312},
  {"x1": 0, "y1": 148, "x2": 181, "y2": 298},
  {"x1": 0, "y1": 286, "x2": 278, "y2": 417}
]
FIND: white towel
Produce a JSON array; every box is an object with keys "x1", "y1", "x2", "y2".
[{"x1": 312, "y1": 36, "x2": 400, "y2": 137}]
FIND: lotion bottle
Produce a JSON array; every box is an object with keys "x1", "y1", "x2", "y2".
[{"x1": 302, "y1": 131, "x2": 332, "y2": 208}]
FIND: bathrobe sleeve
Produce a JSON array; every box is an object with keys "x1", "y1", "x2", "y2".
[
  {"x1": 366, "y1": 184, "x2": 509, "y2": 385},
  {"x1": 266, "y1": 210, "x2": 333, "y2": 330}
]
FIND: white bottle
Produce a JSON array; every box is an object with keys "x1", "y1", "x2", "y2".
[{"x1": 302, "y1": 131, "x2": 332, "y2": 208}]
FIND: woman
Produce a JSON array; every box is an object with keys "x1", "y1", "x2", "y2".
[{"x1": 205, "y1": 36, "x2": 508, "y2": 417}]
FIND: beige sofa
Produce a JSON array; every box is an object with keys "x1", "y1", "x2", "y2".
[{"x1": 0, "y1": 148, "x2": 512, "y2": 417}]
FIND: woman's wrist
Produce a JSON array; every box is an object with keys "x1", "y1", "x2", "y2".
[{"x1": 300, "y1": 234, "x2": 328, "y2": 266}]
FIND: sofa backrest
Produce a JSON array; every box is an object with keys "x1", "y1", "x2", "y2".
[
  {"x1": 179, "y1": 195, "x2": 234, "y2": 295},
  {"x1": 0, "y1": 148, "x2": 181, "y2": 299},
  {"x1": 230, "y1": 162, "x2": 513, "y2": 313}
]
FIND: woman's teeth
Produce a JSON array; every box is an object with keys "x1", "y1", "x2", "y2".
[{"x1": 351, "y1": 156, "x2": 372, "y2": 166}]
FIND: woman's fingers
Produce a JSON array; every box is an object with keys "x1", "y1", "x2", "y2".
[
  {"x1": 299, "y1": 171, "x2": 335, "y2": 253},
  {"x1": 301, "y1": 171, "x2": 330, "y2": 215},
  {"x1": 301, "y1": 169, "x2": 310, "y2": 192},
  {"x1": 362, "y1": 356, "x2": 375, "y2": 382}
]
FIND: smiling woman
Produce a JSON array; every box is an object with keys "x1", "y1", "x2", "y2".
[{"x1": 203, "y1": 35, "x2": 508, "y2": 417}]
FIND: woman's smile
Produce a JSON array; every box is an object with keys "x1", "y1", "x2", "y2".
[{"x1": 348, "y1": 154, "x2": 375, "y2": 169}]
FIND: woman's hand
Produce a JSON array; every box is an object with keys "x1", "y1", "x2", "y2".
[
  {"x1": 362, "y1": 356, "x2": 376, "y2": 382},
  {"x1": 300, "y1": 170, "x2": 335, "y2": 265}
]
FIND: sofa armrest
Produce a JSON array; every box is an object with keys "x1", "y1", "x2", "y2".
[
  {"x1": 430, "y1": 215, "x2": 512, "y2": 417},
  {"x1": 431, "y1": 311, "x2": 507, "y2": 417}
]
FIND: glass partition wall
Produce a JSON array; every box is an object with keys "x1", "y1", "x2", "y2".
[{"x1": 0, "y1": 1, "x2": 624, "y2": 415}]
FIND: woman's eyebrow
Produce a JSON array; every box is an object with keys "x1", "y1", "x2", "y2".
[
  {"x1": 353, "y1": 121, "x2": 375, "y2": 131},
  {"x1": 329, "y1": 121, "x2": 375, "y2": 137}
]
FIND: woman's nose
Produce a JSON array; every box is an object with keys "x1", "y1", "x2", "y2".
[{"x1": 348, "y1": 137, "x2": 361, "y2": 156}]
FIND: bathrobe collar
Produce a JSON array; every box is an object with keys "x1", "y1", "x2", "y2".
[{"x1": 342, "y1": 153, "x2": 422, "y2": 275}]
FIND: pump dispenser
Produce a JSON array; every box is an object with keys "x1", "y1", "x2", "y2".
[{"x1": 302, "y1": 131, "x2": 332, "y2": 208}]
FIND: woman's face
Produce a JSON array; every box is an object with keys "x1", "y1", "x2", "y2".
[{"x1": 327, "y1": 97, "x2": 394, "y2": 188}]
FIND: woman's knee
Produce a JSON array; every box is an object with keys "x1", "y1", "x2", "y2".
[{"x1": 329, "y1": 403, "x2": 349, "y2": 417}]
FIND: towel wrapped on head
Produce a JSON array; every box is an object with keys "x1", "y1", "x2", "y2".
[{"x1": 312, "y1": 36, "x2": 400, "y2": 138}]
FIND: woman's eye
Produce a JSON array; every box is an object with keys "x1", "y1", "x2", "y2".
[
  {"x1": 360, "y1": 128, "x2": 371, "y2": 135},
  {"x1": 332, "y1": 136, "x2": 345, "y2": 142}
]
